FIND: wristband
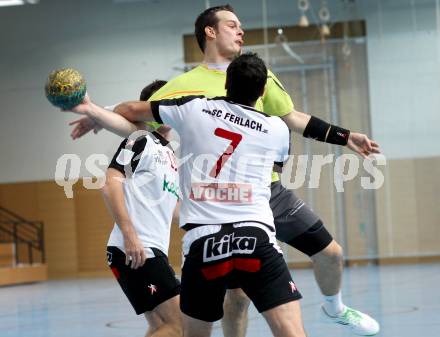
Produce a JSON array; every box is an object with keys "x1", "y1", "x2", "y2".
[
  {"x1": 303, "y1": 116, "x2": 330, "y2": 142},
  {"x1": 326, "y1": 125, "x2": 350, "y2": 145},
  {"x1": 303, "y1": 116, "x2": 350, "y2": 145}
]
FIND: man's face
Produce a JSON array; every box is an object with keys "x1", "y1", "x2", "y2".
[{"x1": 212, "y1": 10, "x2": 244, "y2": 60}]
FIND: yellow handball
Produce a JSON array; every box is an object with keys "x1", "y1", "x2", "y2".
[{"x1": 45, "y1": 68, "x2": 86, "y2": 109}]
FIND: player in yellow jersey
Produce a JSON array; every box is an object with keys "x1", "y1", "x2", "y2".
[{"x1": 69, "y1": 5, "x2": 380, "y2": 337}]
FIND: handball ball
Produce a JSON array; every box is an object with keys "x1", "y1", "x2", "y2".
[{"x1": 45, "y1": 68, "x2": 86, "y2": 109}]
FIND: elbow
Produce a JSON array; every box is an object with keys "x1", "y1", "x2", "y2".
[
  {"x1": 125, "y1": 102, "x2": 139, "y2": 120},
  {"x1": 121, "y1": 102, "x2": 141, "y2": 122},
  {"x1": 114, "y1": 102, "x2": 137, "y2": 121}
]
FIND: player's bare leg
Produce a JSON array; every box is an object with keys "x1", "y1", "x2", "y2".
[
  {"x1": 144, "y1": 295, "x2": 182, "y2": 337},
  {"x1": 311, "y1": 240, "x2": 343, "y2": 298},
  {"x1": 221, "y1": 288, "x2": 250, "y2": 337},
  {"x1": 145, "y1": 311, "x2": 163, "y2": 337},
  {"x1": 312, "y1": 240, "x2": 379, "y2": 335},
  {"x1": 262, "y1": 300, "x2": 306, "y2": 337},
  {"x1": 182, "y1": 313, "x2": 213, "y2": 337}
]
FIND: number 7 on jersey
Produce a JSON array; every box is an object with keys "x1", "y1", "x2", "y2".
[{"x1": 209, "y1": 128, "x2": 243, "y2": 178}]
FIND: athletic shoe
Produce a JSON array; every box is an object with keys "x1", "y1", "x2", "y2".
[{"x1": 321, "y1": 305, "x2": 380, "y2": 336}]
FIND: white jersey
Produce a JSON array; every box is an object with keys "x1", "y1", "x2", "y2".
[
  {"x1": 151, "y1": 96, "x2": 290, "y2": 230},
  {"x1": 107, "y1": 131, "x2": 179, "y2": 256}
]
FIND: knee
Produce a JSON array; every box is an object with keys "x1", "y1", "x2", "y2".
[
  {"x1": 145, "y1": 314, "x2": 162, "y2": 334},
  {"x1": 312, "y1": 240, "x2": 343, "y2": 266},
  {"x1": 224, "y1": 289, "x2": 251, "y2": 314},
  {"x1": 328, "y1": 241, "x2": 344, "y2": 260}
]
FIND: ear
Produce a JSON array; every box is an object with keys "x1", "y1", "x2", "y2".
[{"x1": 205, "y1": 26, "x2": 216, "y2": 39}]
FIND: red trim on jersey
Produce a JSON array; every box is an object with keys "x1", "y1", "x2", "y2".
[{"x1": 201, "y1": 258, "x2": 261, "y2": 280}]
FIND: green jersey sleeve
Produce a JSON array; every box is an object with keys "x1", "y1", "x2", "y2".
[{"x1": 260, "y1": 70, "x2": 294, "y2": 117}]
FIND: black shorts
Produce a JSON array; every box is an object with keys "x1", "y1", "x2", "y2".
[
  {"x1": 107, "y1": 246, "x2": 180, "y2": 315},
  {"x1": 270, "y1": 181, "x2": 333, "y2": 256},
  {"x1": 180, "y1": 223, "x2": 302, "y2": 322}
]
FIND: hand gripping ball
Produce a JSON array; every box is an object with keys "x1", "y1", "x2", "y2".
[{"x1": 45, "y1": 68, "x2": 86, "y2": 109}]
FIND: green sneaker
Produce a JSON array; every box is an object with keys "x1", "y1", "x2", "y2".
[{"x1": 321, "y1": 306, "x2": 380, "y2": 336}]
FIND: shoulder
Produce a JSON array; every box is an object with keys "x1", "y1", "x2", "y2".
[
  {"x1": 149, "y1": 66, "x2": 209, "y2": 101},
  {"x1": 269, "y1": 115, "x2": 288, "y2": 132},
  {"x1": 122, "y1": 134, "x2": 149, "y2": 159},
  {"x1": 258, "y1": 69, "x2": 294, "y2": 117},
  {"x1": 129, "y1": 132, "x2": 172, "y2": 159},
  {"x1": 266, "y1": 69, "x2": 287, "y2": 91},
  {"x1": 109, "y1": 134, "x2": 149, "y2": 174}
]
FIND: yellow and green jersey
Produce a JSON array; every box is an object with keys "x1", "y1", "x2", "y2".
[{"x1": 149, "y1": 64, "x2": 294, "y2": 181}]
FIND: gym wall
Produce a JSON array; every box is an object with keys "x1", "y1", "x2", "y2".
[{"x1": 1, "y1": 0, "x2": 439, "y2": 277}]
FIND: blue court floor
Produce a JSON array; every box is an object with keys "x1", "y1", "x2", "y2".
[{"x1": 1, "y1": 263, "x2": 439, "y2": 337}]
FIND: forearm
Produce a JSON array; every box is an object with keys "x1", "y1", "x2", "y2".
[
  {"x1": 282, "y1": 109, "x2": 350, "y2": 146},
  {"x1": 86, "y1": 103, "x2": 139, "y2": 138}
]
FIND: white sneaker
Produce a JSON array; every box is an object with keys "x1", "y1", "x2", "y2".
[{"x1": 321, "y1": 305, "x2": 380, "y2": 336}]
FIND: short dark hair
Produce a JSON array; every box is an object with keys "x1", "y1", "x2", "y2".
[
  {"x1": 194, "y1": 4, "x2": 235, "y2": 52},
  {"x1": 226, "y1": 52, "x2": 267, "y2": 105},
  {"x1": 139, "y1": 80, "x2": 167, "y2": 101}
]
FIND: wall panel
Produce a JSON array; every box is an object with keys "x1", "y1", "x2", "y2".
[
  {"x1": 36, "y1": 181, "x2": 78, "y2": 278},
  {"x1": 74, "y1": 184, "x2": 113, "y2": 273}
]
